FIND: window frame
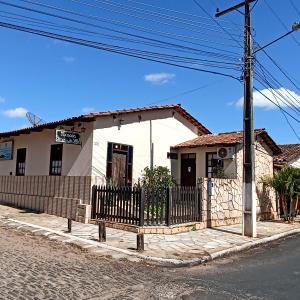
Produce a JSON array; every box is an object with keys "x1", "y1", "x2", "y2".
[
  {"x1": 15, "y1": 148, "x2": 26, "y2": 176},
  {"x1": 206, "y1": 152, "x2": 224, "y2": 178},
  {"x1": 49, "y1": 144, "x2": 63, "y2": 176}
]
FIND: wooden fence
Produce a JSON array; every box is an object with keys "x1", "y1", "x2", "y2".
[
  {"x1": 0, "y1": 176, "x2": 91, "y2": 219},
  {"x1": 91, "y1": 185, "x2": 202, "y2": 226}
]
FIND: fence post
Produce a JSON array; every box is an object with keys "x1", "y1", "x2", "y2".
[
  {"x1": 197, "y1": 179, "x2": 203, "y2": 222},
  {"x1": 98, "y1": 220, "x2": 106, "y2": 242},
  {"x1": 166, "y1": 187, "x2": 171, "y2": 226},
  {"x1": 137, "y1": 233, "x2": 144, "y2": 252},
  {"x1": 139, "y1": 188, "x2": 145, "y2": 226},
  {"x1": 91, "y1": 185, "x2": 97, "y2": 219},
  {"x1": 67, "y1": 218, "x2": 72, "y2": 233},
  {"x1": 100, "y1": 186, "x2": 105, "y2": 218}
]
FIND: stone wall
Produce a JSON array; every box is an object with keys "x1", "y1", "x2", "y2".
[
  {"x1": 255, "y1": 142, "x2": 278, "y2": 219},
  {"x1": 201, "y1": 178, "x2": 243, "y2": 227},
  {"x1": 0, "y1": 176, "x2": 92, "y2": 220}
]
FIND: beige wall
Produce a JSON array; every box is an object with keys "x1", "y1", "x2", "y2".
[
  {"x1": 91, "y1": 109, "x2": 199, "y2": 184},
  {"x1": 0, "y1": 123, "x2": 93, "y2": 176},
  {"x1": 175, "y1": 141, "x2": 277, "y2": 220},
  {"x1": 0, "y1": 110, "x2": 200, "y2": 180},
  {"x1": 174, "y1": 145, "x2": 238, "y2": 184}
]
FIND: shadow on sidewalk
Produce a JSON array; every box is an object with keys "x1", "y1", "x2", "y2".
[{"x1": 209, "y1": 227, "x2": 242, "y2": 236}]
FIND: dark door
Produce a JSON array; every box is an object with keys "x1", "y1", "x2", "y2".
[
  {"x1": 16, "y1": 148, "x2": 26, "y2": 176},
  {"x1": 181, "y1": 153, "x2": 196, "y2": 186},
  {"x1": 112, "y1": 152, "x2": 127, "y2": 186}
]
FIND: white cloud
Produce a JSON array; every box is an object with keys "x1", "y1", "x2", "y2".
[
  {"x1": 0, "y1": 96, "x2": 5, "y2": 104},
  {"x1": 235, "y1": 88, "x2": 300, "y2": 110},
  {"x1": 62, "y1": 56, "x2": 75, "y2": 63},
  {"x1": 82, "y1": 107, "x2": 95, "y2": 114},
  {"x1": 144, "y1": 72, "x2": 175, "y2": 85},
  {"x1": 1, "y1": 107, "x2": 28, "y2": 118}
]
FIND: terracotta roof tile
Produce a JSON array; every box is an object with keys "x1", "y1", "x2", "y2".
[
  {"x1": 274, "y1": 144, "x2": 300, "y2": 164},
  {"x1": 0, "y1": 104, "x2": 210, "y2": 138},
  {"x1": 174, "y1": 129, "x2": 281, "y2": 155}
]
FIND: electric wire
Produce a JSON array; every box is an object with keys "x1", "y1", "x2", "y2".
[
  {"x1": 124, "y1": 0, "x2": 243, "y2": 28},
  {"x1": 0, "y1": 11, "x2": 244, "y2": 70},
  {"x1": 0, "y1": 20, "x2": 241, "y2": 81},
  {"x1": 264, "y1": 0, "x2": 300, "y2": 48},
  {"x1": 147, "y1": 81, "x2": 220, "y2": 105},
  {"x1": 253, "y1": 86, "x2": 300, "y2": 124},
  {"x1": 17, "y1": 0, "x2": 243, "y2": 50},
  {"x1": 1, "y1": 0, "x2": 242, "y2": 62},
  {"x1": 68, "y1": 0, "x2": 243, "y2": 37},
  {"x1": 289, "y1": 0, "x2": 300, "y2": 18}
]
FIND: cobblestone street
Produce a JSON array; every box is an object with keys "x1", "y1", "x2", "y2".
[
  {"x1": 1, "y1": 223, "x2": 300, "y2": 300},
  {"x1": 0, "y1": 224, "x2": 191, "y2": 300},
  {"x1": 1, "y1": 205, "x2": 300, "y2": 264}
]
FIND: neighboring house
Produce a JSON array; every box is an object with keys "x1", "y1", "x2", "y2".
[
  {"x1": 171, "y1": 129, "x2": 282, "y2": 220},
  {"x1": 171, "y1": 128, "x2": 281, "y2": 185},
  {"x1": 274, "y1": 144, "x2": 300, "y2": 169},
  {"x1": 0, "y1": 104, "x2": 210, "y2": 185}
]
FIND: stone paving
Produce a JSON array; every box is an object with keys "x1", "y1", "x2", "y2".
[{"x1": 1, "y1": 204, "x2": 300, "y2": 262}]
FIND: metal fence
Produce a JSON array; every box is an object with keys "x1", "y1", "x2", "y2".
[{"x1": 91, "y1": 185, "x2": 202, "y2": 226}]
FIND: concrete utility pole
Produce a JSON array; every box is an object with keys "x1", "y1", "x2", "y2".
[
  {"x1": 216, "y1": 0, "x2": 256, "y2": 237},
  {"x1": 150, "y1": 120, "x2": 154, "y2": 171}
]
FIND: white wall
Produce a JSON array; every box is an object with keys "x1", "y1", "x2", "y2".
[
  {"x1": 91, "y1": 109, "x2": 199, "y2": 183},
  {"x1": 0, "y1": 123, "x2": 93, "y2": 176},
  {"x1": 290, "y1": 157, "x2": 300, "y2": 168}
]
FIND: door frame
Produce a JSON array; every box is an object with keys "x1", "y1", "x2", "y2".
[
  {"x1": 106, "y1": 142, "x2": 133, "y2": 186},
  {"x1": 180, "y1": 153, "x2": 196, "y2": 186}
]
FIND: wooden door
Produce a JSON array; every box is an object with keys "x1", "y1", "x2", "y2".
[
  {"x1": 112, "y1": 152, "x2": 127, "y2": 186},
  {"x1": 181, "y1": 154, "x2": 196, "y2": 186}
]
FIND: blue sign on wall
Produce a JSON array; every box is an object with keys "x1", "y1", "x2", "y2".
[{"x1": 0, "y1": 141, "x2": 13, "y2": 161}]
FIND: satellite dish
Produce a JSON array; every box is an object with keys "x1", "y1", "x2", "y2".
[{"x1": 26, "y1": 112, "x2": 45, "y2": 127}]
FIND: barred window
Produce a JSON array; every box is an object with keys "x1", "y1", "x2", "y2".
[
  {"x1": 49, "y1": 144, "x2": 63, "y2": 176},
  {"x1": 16, "y1": 148, "x2": 26, "y2": 176}
]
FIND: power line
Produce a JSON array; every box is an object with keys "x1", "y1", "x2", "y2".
[
  {"x1": 254, "y1": 70, "x2": 300, "y2": 117},
  {"x1": 264, "y1": 0, "x2": 300, "y2": 48},
  {"x1": 1, "y1": 0, "x2": 241, "y2": 62},
  {"x1": 69, "y1": 0, "x2": 242, "y2": 37},
  {"x1": 0, "y1": 20, "x2": 241, "y2": 81},
  {"x1": 0, "y1": 12, "x2": 242, "y2": 70},
  {"x1": 147, "y1": 81, "x2": 220, "y2": 105},
  {"x1": 192, "y1": 0, "x2": 244, "y2": 48},
  {"x1": 255, "y1": 79, "x2": 300, "y2": 140},
  {"x1": 124, "y1": 0, "x2": 243, "y2": 28},
  {"x1": 255, "y1": 60, "x2": 300, "y2": 109},
  {"x1": 18, "y1": 0, "x2": 242, "y2": 50},
  {"x1": 289, "y1": 0, "x2": 300, "y2": 18},
  {"x1": 253, "y1": 86, "x2": 300, "y2": 124}
]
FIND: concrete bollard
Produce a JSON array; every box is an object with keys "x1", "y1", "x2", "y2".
[
  {"x1": 98, "y1": 221, "x2": 106, "y2": 242},
  {"x1": 67, "y1": 218, "x2": 72, "y2": 233},
  {"x1": 137, "y1": 233, "x2": 144, "y2": 252}
]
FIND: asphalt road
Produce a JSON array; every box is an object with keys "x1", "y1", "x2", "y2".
[{"x1": 0, "y1": 224, "x2": 300, "y2": 300}]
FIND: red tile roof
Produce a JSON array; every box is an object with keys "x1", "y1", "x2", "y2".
[
  {"x1": 173, "y1": 129, "x2": 281, "y2": 155},
  {"x1": 0, "y1": 104, "x2": 210, "y2": 138},
  {"x1": 274, "y1": 144, "x2": 300, "y2": 165}
]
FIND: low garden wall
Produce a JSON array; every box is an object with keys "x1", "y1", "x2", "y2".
[{"x1": 0, "y1": 176, "x2": 92, "y2": 221}]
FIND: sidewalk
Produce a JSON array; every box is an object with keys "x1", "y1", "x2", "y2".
[{"x1": 1, "y1": 204, "x2": 300, "y2": 266}]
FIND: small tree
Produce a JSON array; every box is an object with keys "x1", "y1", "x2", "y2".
[
  {"x1": 141, "y1": 166, "x2": 176, "y2": 191},
  {"x1": 140, "y1": 166, "x2": 176, "y2": 216},
  {"x1": 262, "y1": 166, "x2": 300, "y2": 222}
]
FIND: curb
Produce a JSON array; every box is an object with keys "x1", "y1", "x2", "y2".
[{"x1": 1, "y1": 217, "x2": 300, "y2": 267}]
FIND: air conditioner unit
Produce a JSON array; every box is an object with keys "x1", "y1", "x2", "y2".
[{"x1": 216, "y1": 147, "x2": 235, "y2": 160}]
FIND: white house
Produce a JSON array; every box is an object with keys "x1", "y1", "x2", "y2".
[
  {"x1": 0, "y1": 104, "x2": 210, "y2": 185},
  {"x1": 274, "y1": 144, "x2": 300, "y2": 169}
]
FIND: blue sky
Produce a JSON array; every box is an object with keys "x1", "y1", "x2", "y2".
[{"x1": 0, "y1": 0, "x2": 299, "y2": 144}]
